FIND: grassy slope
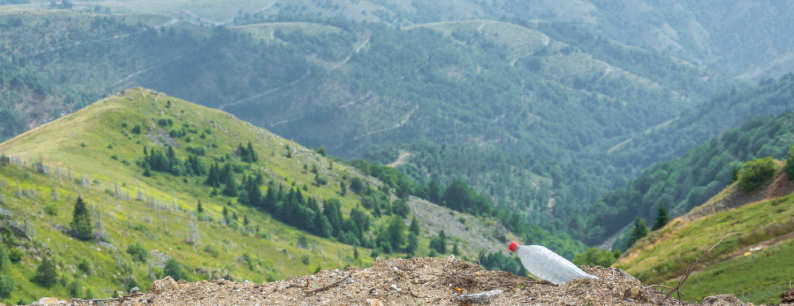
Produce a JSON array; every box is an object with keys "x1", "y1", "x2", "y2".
[
  {"x1": 614, "y1": 169, "x2": 794, "y2": 304},
  {"x1": 0, "y1": 87, "x2": 512, "y2": 303}
]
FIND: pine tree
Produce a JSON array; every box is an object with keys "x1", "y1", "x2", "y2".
[
  {"x1": 244, "y1": 215, "x2": 250, "y2": 226},
  {"x1": 223, "y1": 170, "x2": 237, "y2": 197},
  {"x1": 406, "y1": 232, "x2": 418, "y2": 255},
  {"x1": 652, "y1": 204, "x2": 669, "y2": 231},
  {"x1": 143, "y1": 164, "x2": 152, "y2": 177},
  {"x1": 627, "y1": 218, "x2": 649, "y2": 248},
  {"x1": 387, "y1": 216, "x2": 406, "y2": 251},
  {"x1": 428, "y1": 179, "x2": 442, "y2": 204},
  {"x1": 34, "y1": 257, "x2": 59, "y2": 288},
  {"x1": 71, "y1": 196, "x2": 93, "y2": 241},
  {"x1": 340, "y1": 181, "x2": 347, "y2": 196},
  {"x1": 409, "y1": 216, "x2": 420, "y2": 235},
  {"x1": 197, "y1": 200, "x2": 204, "y2": 213},
  {"x1": 452, "y1": 243, "x2": 460, "y2": 255},
  {"x1": 354, "y1": 247, "x2": 359, "y2": 259}
]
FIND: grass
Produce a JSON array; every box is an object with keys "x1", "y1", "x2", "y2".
[
  {"x1": 666, "y1": 239, "x2": 794, "y2": 305},
  {"x1": 614, "y1": 178, "x2": 794, "y2": 304},
  {"x1": 0, "y1": 87, "x2": 510, "y2": 303},
  {"x1": 0, "y1": 88, "x2": 379, "y2": 303}
]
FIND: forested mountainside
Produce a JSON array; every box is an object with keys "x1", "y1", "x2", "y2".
[
  {"x1": 8, "y1": 0, "x2": 793, "y2": 79},
  {"x1": 369, "y1": 75, "x2": 794, "y2": 245},
  {"x1": 0, "y1": 88, "x2": 578, "y2": 304},
  {"x1": 0, "y1": 9, "x2": 738, "y2": 230},
  {"x1": 583, "y1": 111, "x2": 794, "y2": 245}
]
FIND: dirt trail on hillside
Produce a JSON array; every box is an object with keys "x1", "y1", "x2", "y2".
[
  {"x1": 386, "y1": 151, "x2": 411, "y2": 168},
  {"x1": 53, "y1": 257, "x2": 699, "y2": 306},
  {"x1": 687, "y1": 171, "x2": 794, "y2": 221}
]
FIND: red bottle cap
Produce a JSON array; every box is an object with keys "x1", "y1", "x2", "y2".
[{"x1": 509, "y1": 241, "x2": 518, "y2": 252}]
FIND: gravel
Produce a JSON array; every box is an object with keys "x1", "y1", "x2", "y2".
[{"x1": 46, "y1": 257, "x2": 714, "y2": 305}]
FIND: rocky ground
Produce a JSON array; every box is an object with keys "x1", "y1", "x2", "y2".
[{"x1": 31, "y1": 256, "x2": 760, "y2": 306}]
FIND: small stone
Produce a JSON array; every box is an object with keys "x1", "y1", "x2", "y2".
[
  {"x1": 366, "y1": 298, "x2": 383, "y2": 306},
  {"x1": 390, "y1": 284, "x2": 401, "y2": 292},
  {"x1": 217, "y1": 279, "x2": 227, "y2": 285},
  {"x1": 702, "y1": 294, "x2": 745, "y2": 306},
  {"x1": 623, "y1": 286, "x2": 648, "y2": 303},
  {"x1": 152, "y1": 276, "x2": 178, "y2": 294},
  {"x1": 625, "y1": 297, "x2": 634, "y2": 303},
  {"x1": 129, "y1": 286, "x2": 140, "y2": 293}
]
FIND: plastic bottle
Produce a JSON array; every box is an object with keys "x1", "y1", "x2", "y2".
[{"x1": 509, "y1": 241, "x2": 598, "y2": 285}]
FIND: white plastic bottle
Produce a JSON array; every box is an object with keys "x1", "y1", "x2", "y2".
[{"x1": 509, "y1": 241, "x2": 598, "y2": 285}]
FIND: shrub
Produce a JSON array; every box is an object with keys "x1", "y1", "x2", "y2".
[
  {"x1": 163, "y1": 258, "x2": 184, "y2": 280},
  {"x1": 391, "y1": 199, "x2": 411, "y2": 217},
  {"x1": 738, "y1": 156, "x2": 776, "y2": 193},
  {"x1": 573, "y1": 247, "x2": 617, "y2": 268},
  {"x1": 350, "y1": 177, "x2": 364, "y2": 193},
  {"x1": 8, "y1": 248, "x2": 23, "y2": 263},
  {"x1": 67, "y1": 278, "x2": 83, "y2": 298},
  {"x1": 0, "y1": 274, "x2": 14, "y2": 298},
  {"x1": 785, "y1": 145, "x2": 794, "y2": 180},
  {"x1": 131, "y1": 124, "x2": 142, "y2": 135},
  {"x1": 300, "y1": 254, "x2": 311, "y2": 265},
  {"x1": 44, "y1": 204, "x2": 58, "y2": 216},
  {"x1": 78, "y1": 258, "x2": 94, "y2": 275},
  {"x1": 0, "y1": 247, "x2": 9, "y2": 271},
  {"x1": 34, "y1": 257, "x2": 59, "y2": 288},
  {"x1": 203, "y1": 245, "x2": 219, "y2": 258},
  {"x1": 126, "y1": 242, "x2": 148, "y2": 263}
]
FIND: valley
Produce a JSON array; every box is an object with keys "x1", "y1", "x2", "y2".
[{"x1": 0, "y1": 1, "x2": 793, "y2": 304}]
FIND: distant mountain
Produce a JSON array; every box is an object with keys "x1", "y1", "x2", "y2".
[{"x1": 11, "y1": 0, "x2": 792, "y2": 78}]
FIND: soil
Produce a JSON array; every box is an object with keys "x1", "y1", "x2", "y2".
[{"x1": 51, "y1": 257, "x2": 700, "y2": 306}]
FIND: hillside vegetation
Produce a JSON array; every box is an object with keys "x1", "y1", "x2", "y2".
[
  {"x1": 582, "y1": 111, "x2": 794, "y2": 245},
  {"x1": 614, "y1": 163, "x2": 794, "y2": 304},
  {"x1": 0, "y1": 88, "x2": 525, "y2": 304},
  {"x1": 0, "y1": 9, "x2": 739, "y2": 236}
]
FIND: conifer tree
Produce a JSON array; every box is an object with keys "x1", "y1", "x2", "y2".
[
  {"x1": 409, "y1": 216, "x2": 420, "y2": 235},
  {"x1": 387, "y1": 216, "x2": 406, "y2": 251},
  {"x1": 452, "y1": 243, "x2": 460, "y2": 255},
  {"x1": 428, "y1": 179, "x2": 442, "y2": 204},
  {"x1": 652, "y1": 204, "x2": 669, "y2": 231},
  {"x1": 34, "y1": 257, "x2": 58, "y2": 288},
  {"x1": 71, "y1": 196, "x2": 93, "y2": 241},
  {"x1": 197, "y1": 200, "x2": 204, "y2": 213},
  {"x1": 406, "y1": 232, "x2": 418, "y2": 255},
  {"x1": 627, "y1": 218, "x2": 649, "y2": 248},
  {"x1": 223, "y1": 170, "x2": 237, "y2": 197},
  {"x1": 340, "y1": 181, "x2": 347, "y2": 196},
  {"x1": 244, "y1": 215, "x2": 250, "y2": 226}
]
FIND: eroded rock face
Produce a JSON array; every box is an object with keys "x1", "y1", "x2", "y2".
[{"x1": 702, "y1": 294, "x2": 745, "y2": 306}]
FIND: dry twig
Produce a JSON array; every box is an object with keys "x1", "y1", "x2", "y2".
[
  {"x1": 658, "y1": 233, "x2": 737, "y2": 305},
  {"x1": 305, "y1": 273, "x2": 351, "y2": 294}
]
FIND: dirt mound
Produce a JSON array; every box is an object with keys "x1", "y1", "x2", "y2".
[{"x1": 46, "y1": 257, "x2": 706, "y2": 305}]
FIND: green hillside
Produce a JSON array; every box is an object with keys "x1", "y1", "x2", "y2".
[
  {"x1": 0, "y1": 9, "x2": 739, "y2": 233},
  {"x1": 0, "y1": 88, "x2": 524, "y2": 304},
  {"x1": 582, "y1": 111, "x2": 794, "y2": 245},
  {"x1": 614, "y1": 165, "x2": 794, "y2": 304}
]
